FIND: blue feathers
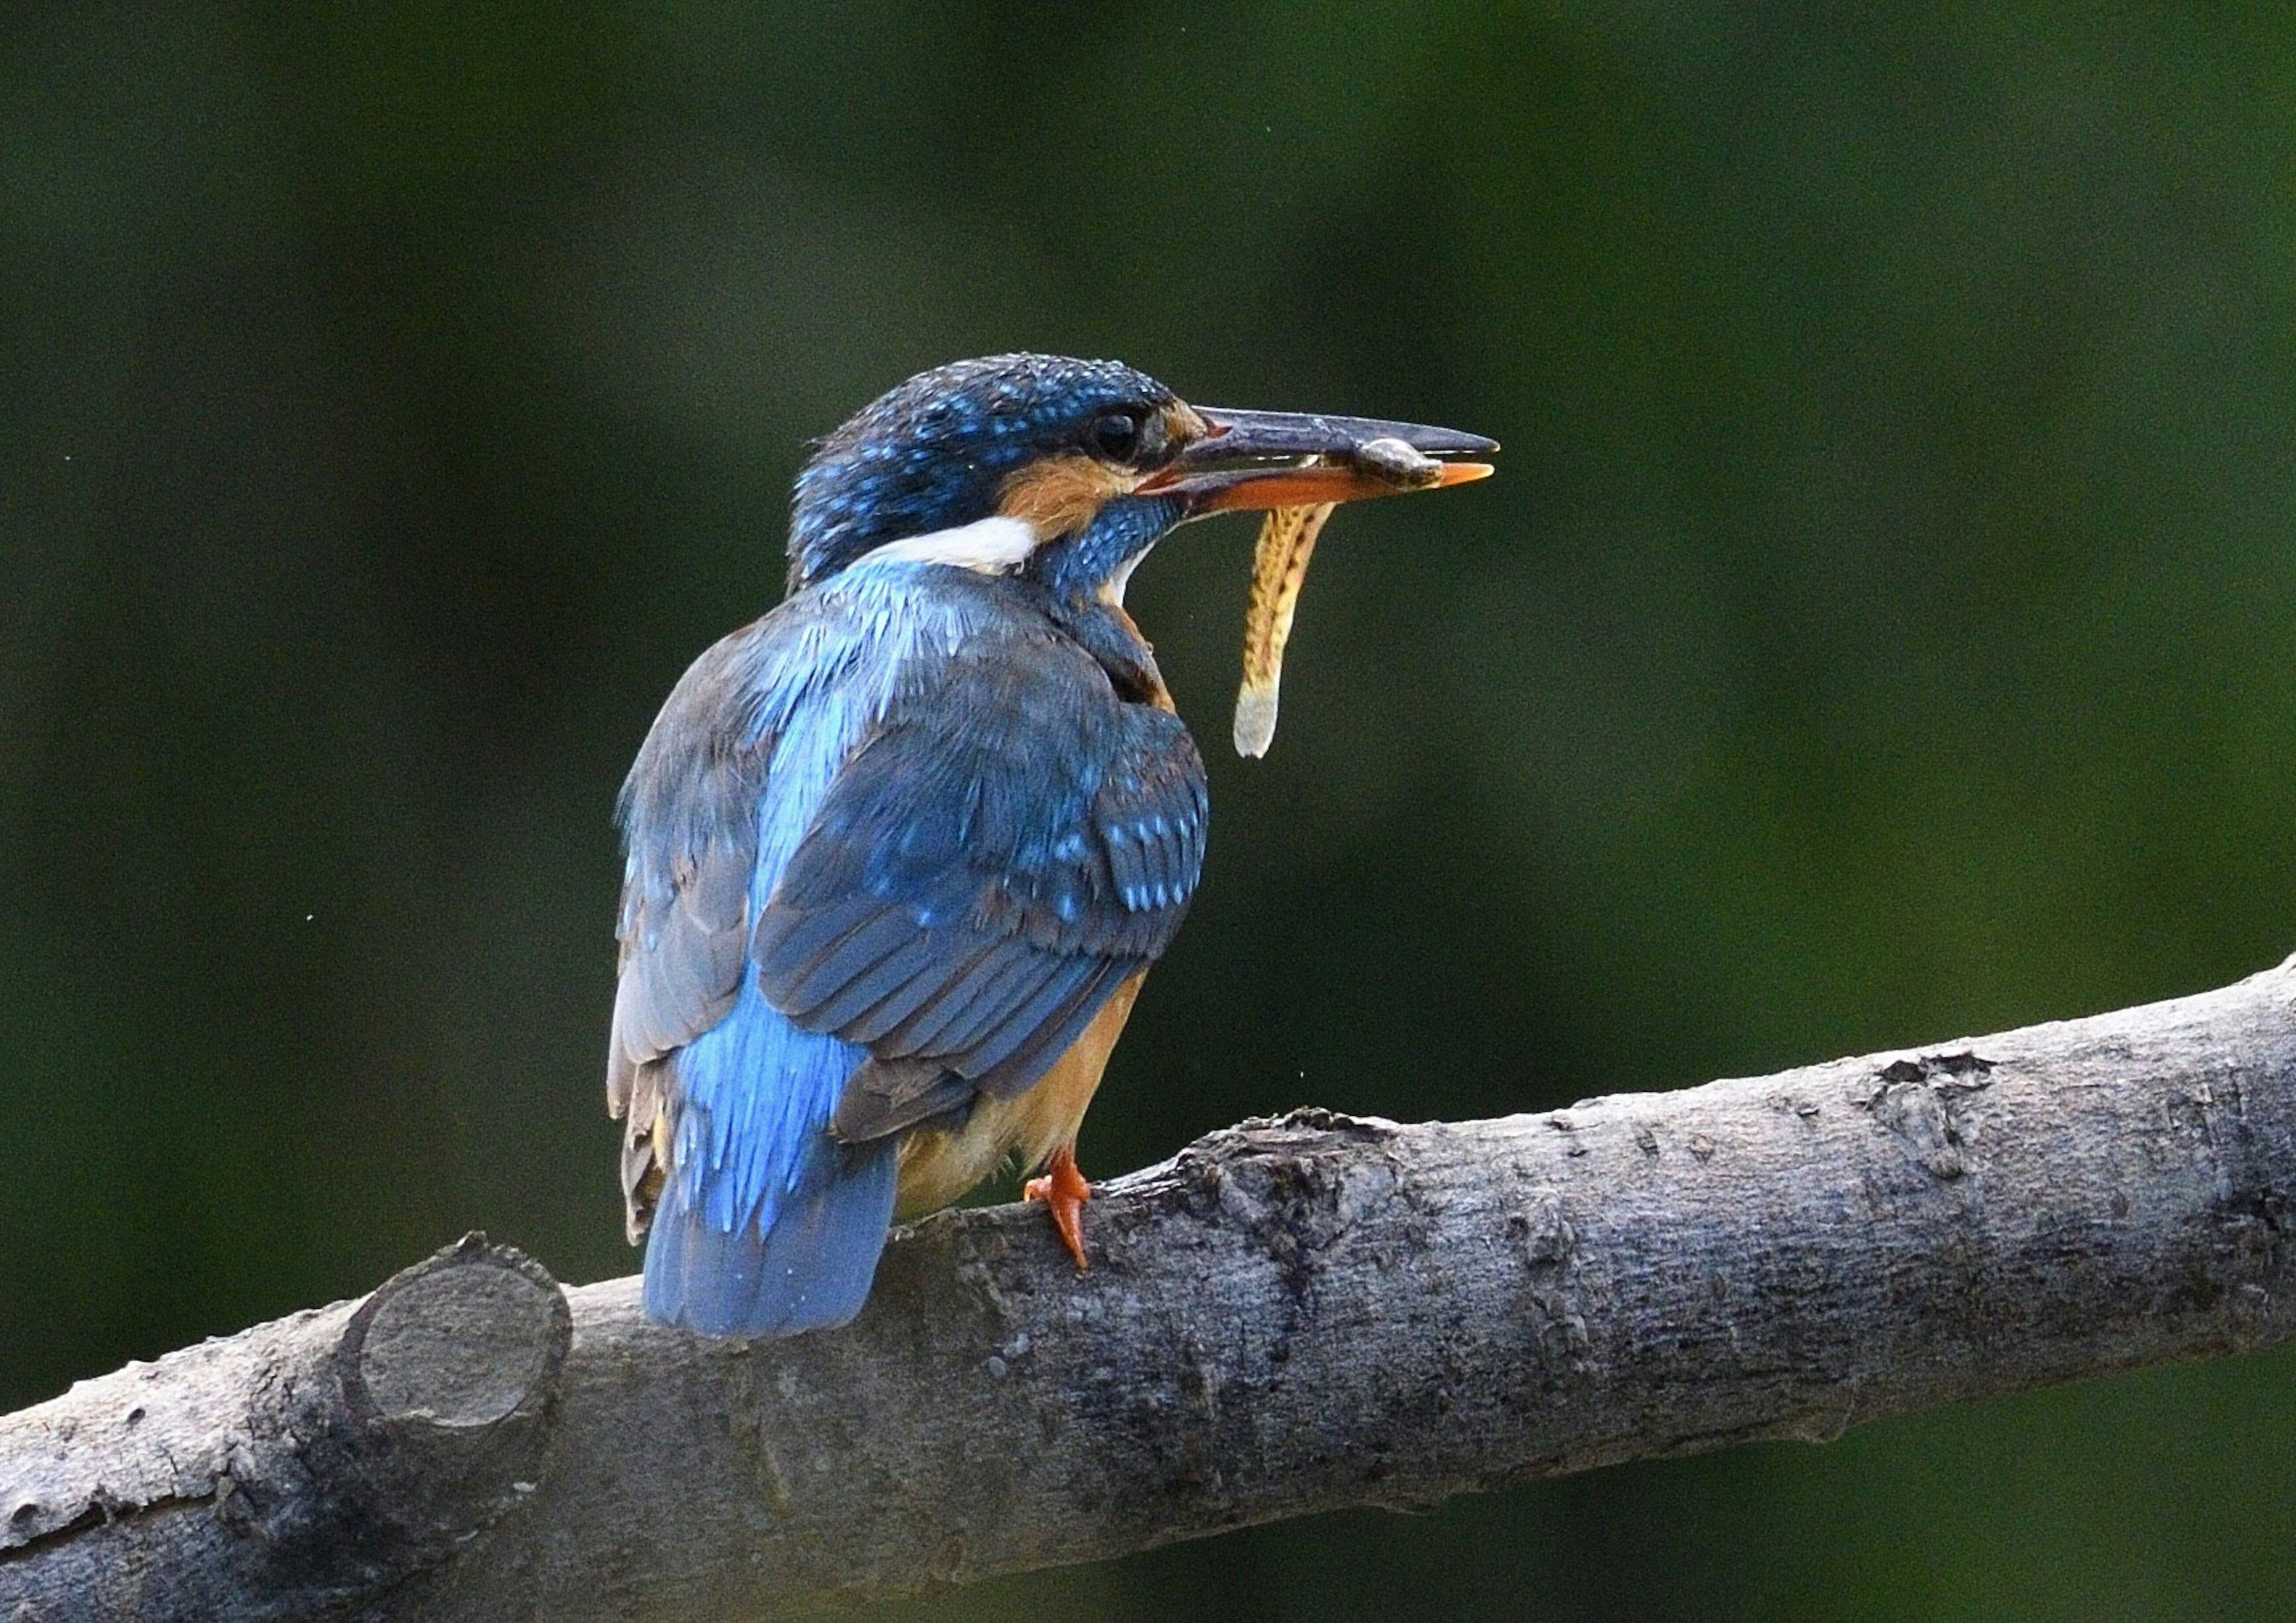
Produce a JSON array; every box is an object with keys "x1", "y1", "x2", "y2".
[
  {"x1": 642, "y1": 983, "x2": 896, "y2": 1337},
  {"x1": 1025, "y1": 492, "x2": 1186, "y2": 607},
  {"x1": 675, "y1": 982, "x2": 863, "y2": 1239},
  {"x1": 753, "y1": 624, "x2": 1204, "y2": 1101}
]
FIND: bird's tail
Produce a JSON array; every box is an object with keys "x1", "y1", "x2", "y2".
[
  {"x1": 642, "y1": 1137, "x2": 896, "y2": 1336},
  {"x1": 641, "y1": 988, "x2": 898, "y2": 1337}
]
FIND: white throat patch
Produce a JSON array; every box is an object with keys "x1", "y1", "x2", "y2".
[
  {"x1": 854, "y1": 514, "x2": 1037, "y2": 574},
  {"x1": 1101, "y1": 542, "x2": 1153, "y2": 607}
]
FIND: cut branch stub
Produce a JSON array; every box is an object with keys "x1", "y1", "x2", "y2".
[
  {"x1": 0, "y1": 1233, "x2": 569, "y2": 1623},
  {"x1": 329, "y1": 1234, "x2": 572, "y2": 1560},
  {"x1": 340, "y1": 1233, "x2": 570, "y2": 1432}
]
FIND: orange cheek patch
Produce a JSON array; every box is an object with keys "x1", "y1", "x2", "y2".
[{"x1": 998, "y1": 453, "x2": 1136, "y2": 540}]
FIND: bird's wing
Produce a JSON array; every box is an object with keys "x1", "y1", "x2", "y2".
[
  {"x1": 753, "y1": 633, "x2": 1207, "y2": 1142},
  {"x1": 606, "y1": 627, "x2": 778, "y2": 1238}
]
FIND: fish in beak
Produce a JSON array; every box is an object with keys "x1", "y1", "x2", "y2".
[{"x1": 1135, "y1": 405, "x2": 1498, "y2": 758}]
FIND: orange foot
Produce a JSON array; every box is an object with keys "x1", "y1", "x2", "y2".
[{"x1": 1024, "y1": 1143, "x2": 1092, "y2": 1271}]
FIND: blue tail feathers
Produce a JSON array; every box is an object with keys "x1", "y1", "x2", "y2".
[
  {"x1": 643, "y1": 1132, "x2": 896, "y2": 1336},
  {"x1": 643, "y1": 981, "x2": 897, "y2": 1337}
]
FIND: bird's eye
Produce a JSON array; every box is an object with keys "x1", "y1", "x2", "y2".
[{"x1": 1092, "y1": 410, "x2": 1144, "y2": 462}]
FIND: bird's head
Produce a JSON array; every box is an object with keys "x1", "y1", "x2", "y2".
[{"x1": 786, "y1": 353, "x2": 1494, "y2": 600}]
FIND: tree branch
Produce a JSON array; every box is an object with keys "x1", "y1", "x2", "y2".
[{"x1": 8, "y1": 961, "x2": 2296, "y2": 1621}]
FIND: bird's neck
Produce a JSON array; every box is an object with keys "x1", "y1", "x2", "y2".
[
  {"x1": 1042, "y1": 590, "x2": 1174, "y2": 712},
  {"x1": 1010, "y1": 493, "x2": 1184, "y2": 709}
]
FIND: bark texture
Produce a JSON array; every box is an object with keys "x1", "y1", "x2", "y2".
[{"x1": 7, "y1": 962, "x2": 2296, "y2": 1621}]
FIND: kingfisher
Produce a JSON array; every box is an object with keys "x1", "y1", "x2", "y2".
[{"x1": 607, "y1": 353, "x2": 1495, "y2": 1336}]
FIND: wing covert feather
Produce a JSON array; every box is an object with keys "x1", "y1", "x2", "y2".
[{"x1": 755, "y1": 636, "x2": 1207, "y2": 1135}]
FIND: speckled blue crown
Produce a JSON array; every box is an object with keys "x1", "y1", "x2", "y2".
[{"x1": 786, "y1": 354, "x2": 1176, "y2": 588}]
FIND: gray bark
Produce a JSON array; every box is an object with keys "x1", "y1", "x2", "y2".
[{"x1": 7, "y1": 961, "x2": 2296, "y2": 1621}]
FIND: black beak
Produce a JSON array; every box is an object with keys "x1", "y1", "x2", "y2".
[
  {"x1": 1185, "y1": 406, "x2": 1497, "y2": 462},
  {"x1": 1135, "y1": 405, "x2": 1498, "y2": 514}
]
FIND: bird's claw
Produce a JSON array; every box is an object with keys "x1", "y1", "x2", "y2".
[{"x1": 1024, "y1": 1144, "x2": 1092, "y2": 1271}]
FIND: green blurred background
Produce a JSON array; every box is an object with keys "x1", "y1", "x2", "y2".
[{"x1": 7, "y1": 2, "x2": 2296, "y2": 1617}]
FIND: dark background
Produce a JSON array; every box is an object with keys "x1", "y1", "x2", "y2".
[{"x1": 8, "y1": 4, "x2": 2296, "y2": 1618}]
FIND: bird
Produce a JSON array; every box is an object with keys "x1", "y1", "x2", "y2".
[{"x1": 607, "y1": 353, "x2": 1495, "y2": 1337}]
